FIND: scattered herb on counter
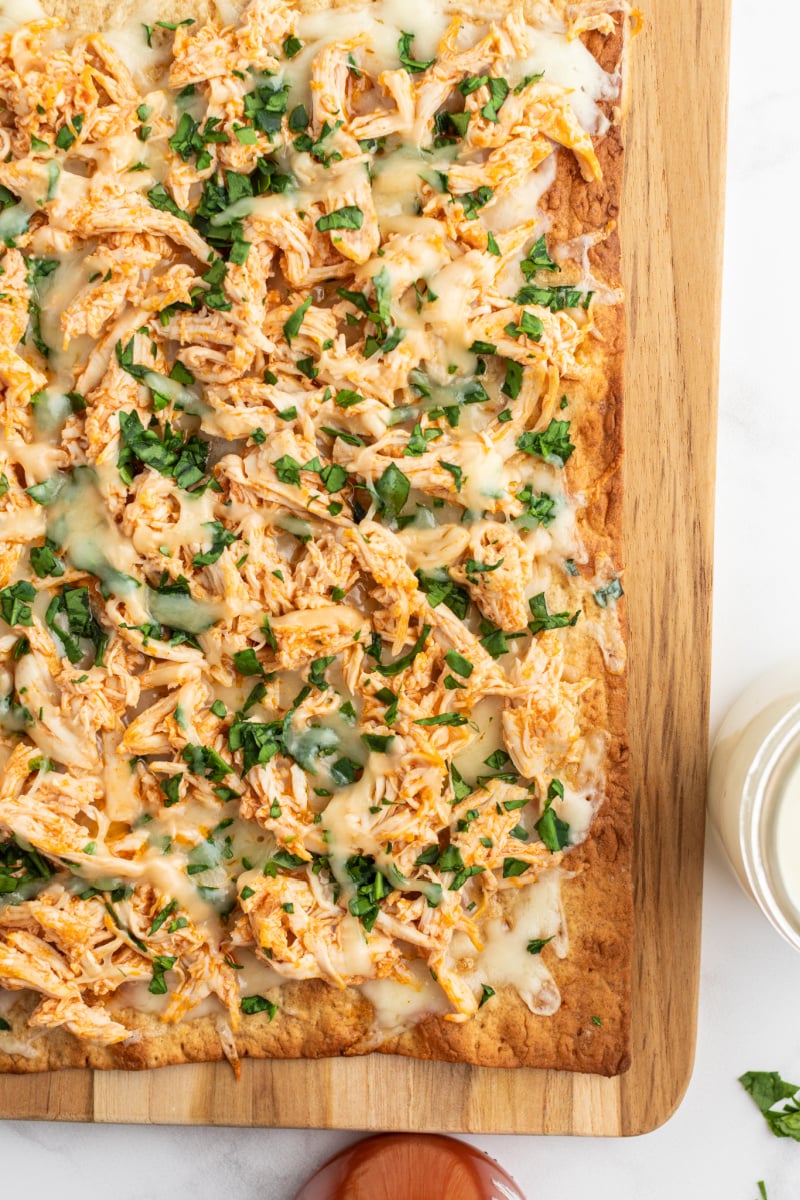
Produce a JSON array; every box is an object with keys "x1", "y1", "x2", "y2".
[{"x1": 739, "y1": 1071, "x2": 800, "y2": 1141}]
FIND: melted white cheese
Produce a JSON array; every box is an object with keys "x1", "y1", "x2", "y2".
[
  {"x1": 511, "y1": 29, "x2": 620, "y2": 134},
  {"x1": 360, "y1": 959, "x2": 451, "y2": 1037},
  {"x1": 451, "y1": 870, "x2": 567, "y2": 1015}
]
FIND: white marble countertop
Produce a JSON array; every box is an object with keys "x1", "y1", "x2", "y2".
[{"x1": 4, "y1": 1, "x2": 800, "y2": 1196}]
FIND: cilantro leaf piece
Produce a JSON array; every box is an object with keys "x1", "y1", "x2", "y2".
[
  {"x1": 521, "y1": 235, "x2": 559, "y2": 279},
  {"x1": 149, "y1": 899, "x2": 179, "y2": 935},
  {"x1": 439, "y1": 461, "x2": 463, "y2": 491},
  {"x1": 398, "y1": 31, "x2": 435, "y2": 74},
  {"x1": 739, "y1": 1071, "x2": 800, "y2": 1114},
  {"x1": 515, "y1": 284, "x2": 590, "y2": 312},
  {"x1": 45, "y1": 586, "x2": 106, "y2": 666},
  {"x1": 465, "y1": 557, "x2": 503, "y2": 583},
  {"x1": 481, "y1": 77, "x2": 509, "y2": 123},
  {"x1": 148, "y1": 954, "x2": 176, "y2": 995},
  {"x1": 375, "y1": 624, "x2": 431, "y2": 677},
  {"x1": 528, "y1": 592, "x2": 579, "y2": 636},
  {"x1": 444, "y1": 650, "x2": 473, "y2": 678},
  {"x1": 160, "y1": 776, "x2": 182, "y2": 807},
  {"x1": 535, "y1": 779, "x2": 570, "y2": 852},
  {"x1": 181, "y1": 744, "x2": 231, "y2": 784},
  {"x1": 228, "y1": 719, "x2": 283, "y2": 774},
  {"x1": 243, "y1": 80, "x2": 290, "y2": 136},
  {"x1": 417, "y1": 572, "x2": 469, "y2": 620},
  {"x1": 527, "y1": 936, "x2": 555, "y2": 955},
  {"x1": 147, "y1": 183, "x2": 188, "y2": 221},
  {"x1": 117, "y1": 411, "x2": 211, "y2": 493},
  {"x1": 344, "y1": 854, "x2": 392, "y2": 931},
  {"x1": 283, "y1": 295, "x2": 312, "y2": 344},
  {"x1": 739, "y1": 1071, "x2": 800, "y2": 1142},
  {"x1": 362, "y1": 732, "x2": 394, "y2": 753},
  {"x1": 316, "y1": 205, "x2": 363, "y2": 232},
  {"x1": 594, "y1": 578, "x2": 624, "y2": 608},
  {"x1": 459, "y1": 186, "x2": 493, "y2": 220},
  {"x1": 241, "y1": 995, "x2": 277, "y2": 1018},
  {"x1": 514, "y1": 485, "x2": 556, "y2": 531},
  {"x1": 375, "y1": 462, "x2": 410, "y2": 524},
  {"x1": 514, "y1": 71, "x2": 544, "y2": 94},
  {"x1": 502, "y1": 359, "x2": 523, "y2": 400},
  {"x1": 415, "y1": 712, "x2": 468, "y2": 727},
  {"x1": 192, "y1": 521, "x2": 236, "y2": 568},
  {"x1": 273, "y1": 454, "x2": 302, "y2": 487},
  {"x1": 30, "y1": 543, "x2": 64, "y2": 579},
  {"x1": 460, "y1": 75, "x2": 489, "y2": 96},
  {"x1": 516, "y1": 418, "x2": 574, "y2": 466},
  {"x1": 233, "y1": 648, "x2": 264, "y2": 677},
  {"x1": 334, "y1": 389, "x2": 366, "y2": 408},
  {"x1": 502, "y1": 857, "x2": 530, "y2": 878},
  {"x1": 54, "y1": 113, "x2": 84, "y2": 151},
  {"x1": 0, "y1": 581, "x2": 36, "y2": 627}
]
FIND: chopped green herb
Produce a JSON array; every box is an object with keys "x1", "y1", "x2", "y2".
[
  {"x1": 0, "y1": 581, "x2": 36, "y2": 628},
  {"x1": 316, "y1": 205, "x2": 364, "y2": 232},
  {"x1": 233, "y1": 648, "x2": 264, "y2": 676},
  {"x1": 192, "y1": 521, "x2": 236, "y2": 568},
  {"x1": 241, "y1": 995, "x2": 277, "y2": 1018},
  {"x1": 739, "y1": 1072, "x2": 800, "y2": 1141},
  {"x1": 516, "y1": 418, "x2": 574, "y2": 466},
  {"x1": 481, "y1": 77, "x2": 509, "y2": 123},
  {"x1": 535, "y1": 779, "x2": 570, "y2": 852},
  {"x1": 398, "y1": 31, "x2": 435, "y2": 74},
  {"x1": 147, "y1": 183, "x2": 188, "y2": 222},
  {"x1": 54, "y1": 113, "x2": 85, "y2": 151},
  {"x1": 502, "y1": 359, "x2": 523, "y2": 400},
  {"x1": 149, "y1": 899, "x2": 179, "y2": 936},
  {"x1": 444, "y1": 650, "x2": 473, "y2": 678},
  {"x1": 415, "y1": 712, "x2": 468, "y2": 727},
  {"x1": 514, "y1": 485, "x2": 556, "y2": 531},
  {"x1": 594, "y1": 578, "x2": 624, "y2": 608},
  {"x1": 527, "y1": 936, "x2": 554, "y2": 955},
  {"x1": 459, "y1": 186, "x2": 493, "y2": 220},
  {"x1": 283, "y1": 295, "x2": 312, "y2": 344},
  {"x1": 148, "y1": 954, "x2": 176, "y2": 995},
  {"x1": 528, "y1": 592, "x2": 579, "y2": 636},
  {"x1": 375, "y1": 462, "x2": 410, "y2": 525},
  {"x1": 439, "y1": 461, "x2": 463, "y2": 491},
  {"x1": 362, "y1": 732, "x2": 395, "y2": 753},
  {"x1": 375, "y1": 624, "x2": 430, "y2": 677}
]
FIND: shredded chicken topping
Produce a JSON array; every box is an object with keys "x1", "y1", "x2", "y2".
[{"x1": 0, "y1": 0, "x2": 622, "y2": 1055}]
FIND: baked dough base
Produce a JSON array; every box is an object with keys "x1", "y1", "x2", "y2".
[{"x1": 0, "y1": 1, "x2": 631, "y2": 1077}]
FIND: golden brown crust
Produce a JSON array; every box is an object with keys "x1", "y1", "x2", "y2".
[{"x1": 0, "y1": 0, "x2": 632, "y2": 1077}]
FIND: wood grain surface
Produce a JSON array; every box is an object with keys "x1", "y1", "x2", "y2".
[{"x1": 0, "y1": 0, "x2": 730, "y2": 1134}]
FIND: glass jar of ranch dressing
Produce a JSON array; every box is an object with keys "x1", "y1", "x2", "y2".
[{"x1": 708, "y1": 667, "x2": 800, "y2": 951}]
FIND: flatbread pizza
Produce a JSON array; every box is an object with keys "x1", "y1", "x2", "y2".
[{"x1": 0, "y1": 0, "x2": 633, "y2": 1076}]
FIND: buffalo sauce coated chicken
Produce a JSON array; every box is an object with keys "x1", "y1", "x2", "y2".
[{"x1": 0, "y1": 0, "x2": 623, "y2": 1058}]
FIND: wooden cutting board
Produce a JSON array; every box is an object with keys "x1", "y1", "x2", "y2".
[{"x1": 0, "y1": 0, "x2": 729, "y2": 1134}]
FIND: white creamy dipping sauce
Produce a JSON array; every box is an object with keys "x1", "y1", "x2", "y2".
[{"x1": 709, "y1": 665, "x2": 800, "y2": 953}]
